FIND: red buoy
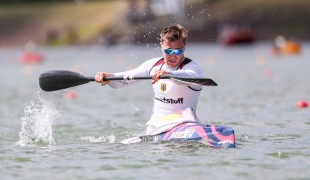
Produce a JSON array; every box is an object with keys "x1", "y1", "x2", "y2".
[
  {"x1": 20, "y1": 41, "x2": 43, "y2": 64},
  {"x1": 20, "y1": 52, "x2": 43, "y2": 64},
  {"x1": 66, "y1": 92, "x2": 76, "y2": 99},
  {"x1": 296, "y1": 100, "x2": 308, "y2": 108},
  {"x1": 265, "y1": 69, "x2": 274, "y2": 78}
]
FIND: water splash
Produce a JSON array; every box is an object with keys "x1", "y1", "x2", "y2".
[
  {"x1": 80, "y1": 135, "x2": 115, "y2": 143},
  {"x1": 237, "y1": 134, "x2": 250, "y2": 142},
  {"x1": 130, "y1": 103, "x2": 139, "y2": 115},
  {"x1": 16, "y1": 90, "x2": 65, "y2": 147}
]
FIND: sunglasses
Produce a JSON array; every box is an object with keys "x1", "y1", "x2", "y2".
[{"x1": 162, "y1": 47, "x2": 185, "y2": 56}]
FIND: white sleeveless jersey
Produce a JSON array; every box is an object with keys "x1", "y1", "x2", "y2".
[{"x1": 108, "y1": 57, "x2": 203, "y2": 121}]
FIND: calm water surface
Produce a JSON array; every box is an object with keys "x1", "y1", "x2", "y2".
[{"x1": 0, "y1": 43, "x2": 309, "y2": 180}]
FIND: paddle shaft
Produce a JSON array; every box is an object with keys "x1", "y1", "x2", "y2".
[
  {"x1": 103, "y1": 75, "x2": 217, "y2": 86},
  {"x1": 39, "y1": 70, "x2": 217, "y2": 91},
  {"x1": 86, "y1": 75, "x2": 202, "y2": 81},
  {"x1": 84, "y1": 76, "x2": 168, "y2": 82},
  {"x1": 104, "y1": 75, "x2": 170, "y2": 81}
]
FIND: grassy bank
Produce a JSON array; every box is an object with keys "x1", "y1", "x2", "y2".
[{"x1": 0, "y1": 0, "x2": 126, "y2": 46}]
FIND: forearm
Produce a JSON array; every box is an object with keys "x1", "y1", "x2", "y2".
[
  {"x1": 108, "y1": 79, "x2": 141, "y2": 89},
  {"x1": 108, "y1": 67, "x2": 148, "y2": 89}
]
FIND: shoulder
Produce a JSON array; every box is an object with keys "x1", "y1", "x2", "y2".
[
  {"x1": 178, "y1": 58, "x2": 202, "y2": 77},
  {"x1": 138, "y1": 57, "x2": 164, "y2": 74},
  {"x1": 180, "y1": 57, "x2": 201, "y2": 69}
]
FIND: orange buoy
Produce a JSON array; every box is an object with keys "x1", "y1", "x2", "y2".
[
  {"x1": 282, "y1": 41, "x2": 301, "y2": 55},
  {"x1": 296, "y1": 100, "x2": 308, "y2": 108}
]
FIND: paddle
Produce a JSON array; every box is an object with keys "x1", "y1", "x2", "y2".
[{"x1": 39, "y1": 70, "x2": 217, "y2": 92}]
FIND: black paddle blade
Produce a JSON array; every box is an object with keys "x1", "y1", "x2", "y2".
[
  {"x1": 171, "y1": 76, "x2": 218, "y2": 86},
  {"x1": 192, "y1": 78, "x2": 218, "y2": 86},
  {"x1": 39, "y1": 70, "x2": 94, "y2": 91}
]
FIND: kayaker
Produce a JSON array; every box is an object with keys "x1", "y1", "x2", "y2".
[{"x1": 95, "y1": 24, "x2": 203, "y2": 135}]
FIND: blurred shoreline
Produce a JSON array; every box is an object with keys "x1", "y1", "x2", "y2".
[{"x1": 0, "y1": 0, "x2": 309, "y2": 47}]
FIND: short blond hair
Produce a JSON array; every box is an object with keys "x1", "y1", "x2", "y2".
[{"x1": 160, "y1": 24, "x2": 187, "y2": 45}]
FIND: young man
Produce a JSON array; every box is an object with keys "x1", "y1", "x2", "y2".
[{"x1": 95, "y1": 24, "x2": 203, "y2": 135}]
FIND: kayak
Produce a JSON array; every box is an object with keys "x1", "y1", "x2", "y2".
[
  {"x1": 37, "y1": 70, "x2": 234, "y2": 147},
  {"x1": 121, "y1": 122, "x2": 235, "y2": 148}
]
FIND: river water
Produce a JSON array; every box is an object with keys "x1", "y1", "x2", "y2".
[{"x1": 0, "y1": 43, "x2": 309, "y2": 180}]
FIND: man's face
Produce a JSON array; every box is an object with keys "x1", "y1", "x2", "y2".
[{"x1": 161, "y1": 39, "x2": 185, "y2": 69}]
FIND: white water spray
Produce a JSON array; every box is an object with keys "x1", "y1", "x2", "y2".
[
  {"x1": 16, "y1": 90, "x2": 65, "y2": 146},
  {"x1": 79, "y1": 135, "x2": 115, "y2": 143}
]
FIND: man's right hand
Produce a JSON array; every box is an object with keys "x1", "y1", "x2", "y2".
[{"x1": 95, "y1": 72, "x2": 113, "y2": 86}]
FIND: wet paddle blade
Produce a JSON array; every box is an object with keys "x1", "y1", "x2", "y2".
[
  {"x1": 170, "y1": 76, "x2": 218, "y2": 86},
  {"x1": 39, "y1": 70, "x2": 94, "y2": 91}
]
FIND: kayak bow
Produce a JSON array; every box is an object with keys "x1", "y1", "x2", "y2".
[{"x1": 121, "y1": 122, "x2": 235, "y2": 148}]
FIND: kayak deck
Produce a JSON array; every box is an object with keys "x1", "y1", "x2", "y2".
[{"x1": 139, "y1": 123, "x2": 235, "y2": 148}]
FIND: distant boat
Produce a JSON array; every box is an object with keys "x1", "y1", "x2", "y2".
[
  {"x1": 217, "y1": 22, "x2": 254, "y2": 45},
  {"x1": 271, "y1": 35, "x2": 301, "y2": 56}
]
